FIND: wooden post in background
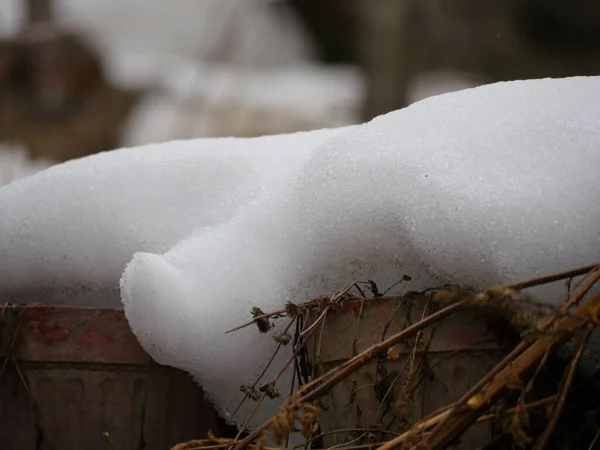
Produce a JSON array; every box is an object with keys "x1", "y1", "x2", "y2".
[
  {"x1": 26, "y1": 0, "x2": 53, "y2": 23},
  {"x1": 359, "y1": 0, "x2": 412, "y2": 121}
]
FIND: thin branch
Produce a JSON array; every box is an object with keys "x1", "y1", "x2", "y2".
[
  {"x1": 418, "y1": 265, "x2": 600, "y2": 449},
  {"x1": 225, "y1": 264, "x2": 599, "y2": 450},
  {"x1": 297, "y1": 300, "x2": 464, "y2": 405},
  {"x1": 415, "y1": 280, "x2": 600, "y2": 450},
  {"x1": 351, "y1": 396, "x2": 556, "y2": 450},
  {"x1": 231, "y1": 299, "x2": 465, "y2": 450},
  {"x1": 509, "y1": 264, "x2": 598, "y2": 291},
  {"x1": 225, "y1": 300, "x2": 320, "y2": 334}
]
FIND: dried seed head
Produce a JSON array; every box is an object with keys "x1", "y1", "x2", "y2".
[
  {"x1": 251, "y1": 306, "x2": 271, "y2": 333},
  {"x1": 298, "y1": 403, "x2": 320, "y2": 438},
  {"x1": 259, "y1": 382, "x2": 281, "y2": 399},
  {"x1": 239, "y1": 383, "x2": 261, "y2": 401},
  {"x1": 272, "y1": 331, "x2": 292, "y2": 346},
  {"x1": 285, "y1": 301, "x2": 300, "y2": 317},
  {"x1": 387, "y1": 345, "x2": 401, "y2": 360}
]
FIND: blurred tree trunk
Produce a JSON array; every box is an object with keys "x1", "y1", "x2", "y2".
[
  {"x1": 359, "y1": 0, "x2": 412, "y2": 121},
  {"x1": 288, "y1": 0, "x2": 359, "y2": 63},
  {"x1": 26, "y1": 0, "x2": 53, "y2": 23}
]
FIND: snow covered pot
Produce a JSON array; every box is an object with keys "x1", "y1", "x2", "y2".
[{"x1": 304, "y1": 294, "x2": 506, "y2": 449}]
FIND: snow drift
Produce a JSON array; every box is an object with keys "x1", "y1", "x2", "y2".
[
  {"x1": 0, "y1": 76, "x2": 598, "y2": 430},
  {"x1": 121, "y1": 76, "x2": 600, "y2": 427},
  {"x1": 0, "y1": 128, "x2": 346, "y2": 306}
]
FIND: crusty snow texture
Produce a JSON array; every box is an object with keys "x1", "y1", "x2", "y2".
[
  {"x1": 0, "y1": 128, "x2": 345, "y2": 306},
  {"x1": 0, "y1": 76, "x2": 598, "y2": 430},
  {"x1": 121, "y1": 77, "x2": 600, "y2": 428}
]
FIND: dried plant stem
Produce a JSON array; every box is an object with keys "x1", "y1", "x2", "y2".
[
  {"x1": 417, "y1": 265, "x2": 600, "y2": 449},
  {"x1": 296, "y1": 300, "x2": 464, "y2": 405},
  {"x1": 509, "y1": 264, "x2": 598, "y2": 291},
  {"x1": 415, "y1": 283, "x2": 600, "y2": 450},
  {"x1": 172, "y1": 438, "x2": 278, "y2": 450},
  {"x1": 559, "y1": 265, "x2": 600, "y2": 312},
  {"x1": 182, "y1": 394, "x2": 553, "y2": 450},
  {"x1": 234, "y1": 315, "x2": 325, "y2": 440},
  {"x1": 225, "y1": 300, "x2": 320, "y2": 334},
  {"x1": 531, "y1": 323, "x2": 594, "y2": 450},
  {"x1": 232, "y1": 318, "x2": 297, "y2": 418},
  {"x1": 300, "y1": 307, "x2": 329, "y2": 339},
  {"x1": 232, "y1": 299, "x2": 465, "y2": 450},
  {"x1": 226, "y1": 264, "x2": 599, "y2": 450},
  {"x1": 233, "y1": 391, "x2": 269, "y2": 442},
  {"x1": 477, "y1": 395, "x2": 555, "y2": 422},
  {"x1": 376, "y1": 396, "x2": 555, "y2": 450}
]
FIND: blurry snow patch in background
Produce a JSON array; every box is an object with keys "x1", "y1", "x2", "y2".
[
  {"x1": 52, "y1": 0, "x2": 317, "y2": 91},
  {"x1": 0, "y1": 0, "x2": 22, "y2": 37},
  {"x1": 0, "y1": 143, "x2": 55, "y2": 186},
  {"x1": 0, "y1": 0, "x2": 365, "y2": 145},
  {"x1": 0, "y1": 0, "x2": 481, "y2": 150},
  {"x1": 408, "y1": 72, "x2": 484, "y2": 104},
  {"x1": 121, "y1": 63, "x2": 364, "y2": 147}
]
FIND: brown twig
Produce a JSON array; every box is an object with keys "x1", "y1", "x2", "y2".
[
  {"x1": 178, "y1": 396, "x2": 554, "y2": 450},
  {"x1": 414, "y1": 274, "x2": 600, "y2": 450},
  {"x1": 297, "y1": 300, "x2": 464, "y2": 405},
  {"x1": 234, "y1": 313, "x2": 326, "y2": 440},
  {"x1": 227, "y1": 264, "x2": 599, "y2": 450},
  {"x1": 509, "y1": 264, "x2": 598, "y2": 292},
  {"x1": 225, "y1": 300, "x2": 321, "y2": 334},
  {"x1": 232, "y1": 281, "x2": 363, "y2": 432},
  {"x1": 232, "y1": 299, "x2": 465, "y2": 450},
  {"x1": 376, "y1": 396, "x2": 556, "y2": 450},
  {"x1": 416, "y1": 265, "x2": 600, "y2": 449},
  {"x1": 231, "y1": 318, "x2": 298, "y2": 418},
  {"x1": 172, "y1": 437, "x2": 278, "y2": 450}
]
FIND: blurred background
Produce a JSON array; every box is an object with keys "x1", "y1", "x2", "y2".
[{"x1": 0, "y1": 0, "x2": 599, "y2": 185}]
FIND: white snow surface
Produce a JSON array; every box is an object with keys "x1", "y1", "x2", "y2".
[
  {"x1": 119, "y1": 76, "x2": 600, "y2": 428},
  {"x1": 0, "y1": 76, "x2": 598, "y2": 431},
  {"x1": 0, "y1": 128, "x2": 346, "y2": 306}
]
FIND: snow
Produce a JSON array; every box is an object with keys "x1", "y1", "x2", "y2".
[
  {"x1": 0, "y1": 75, "x2": 598, "y2": 433},
  {"x1": 0, "y1": 0, "x2": 22, "y2": 37},
  {"x1": 0, "y1": 127, "x2": 347, "y2": 306},
  {"x1": 118, "y1": 76, "x2": 600, "y2": 429}
]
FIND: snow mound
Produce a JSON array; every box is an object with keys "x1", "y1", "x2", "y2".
[
  {"x1": 0, "y1": 127, "x2": 346, "y2": 306},
  {"x1": 120, "y1": 76, "x2": 600, "y2": 429}
]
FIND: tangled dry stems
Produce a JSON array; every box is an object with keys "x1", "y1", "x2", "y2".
[{"x1": 171, "y1": 263, "x2": 600, "y2": 450}]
